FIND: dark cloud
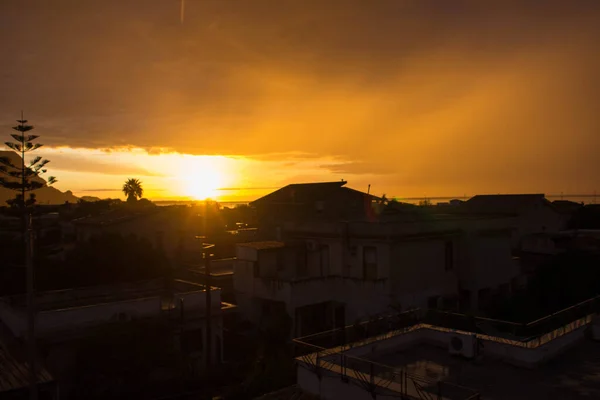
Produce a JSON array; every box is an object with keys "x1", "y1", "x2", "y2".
[{"x1": 1, "y1": 0, "x2": 600, "y2": 194}]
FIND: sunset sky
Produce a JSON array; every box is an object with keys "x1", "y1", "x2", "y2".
[{"x1": 2, "y1": 0, "x2": 600, "y2": 201}]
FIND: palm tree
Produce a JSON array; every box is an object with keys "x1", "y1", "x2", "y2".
[{"x1": 122, "y1": 178, "x2": 143, "y2": 202}]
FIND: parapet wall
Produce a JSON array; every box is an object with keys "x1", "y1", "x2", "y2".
[{"x1": 340, "y1": 316, "x2": 593, "y2": 369}]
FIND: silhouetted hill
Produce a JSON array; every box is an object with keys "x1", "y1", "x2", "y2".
[
  {"x1": 79, "y1": 196, "x2": 102, "y2": 202},
  {"x1": 0, "y1": 150, "x2": 79, "y2": 205}
]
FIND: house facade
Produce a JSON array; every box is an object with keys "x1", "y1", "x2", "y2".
[
  {"x1": 234, "y1": 215, "x2": 523, "y2": 337},
  {"x1": 462, "y1": 194, "x2": 566, "y2": 249},
  {"x1": 0, "y1": 279, "x2": 233, "y2": 396}
]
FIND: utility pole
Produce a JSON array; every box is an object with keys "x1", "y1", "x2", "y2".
[
  {"x1": 194, "y1": 236, "x2": 215, "y2": 372},
  {"x1": 26, "y1": 213, "x2": 37, "y2": 400},
  {"x1": 205, "y1": 249, "x2": 212, "y2": 370}
]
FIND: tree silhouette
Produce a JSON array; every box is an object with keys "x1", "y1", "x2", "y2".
[
  {"x1": 0, "y1": 114, "x2": 57, "y2": 208},
  {"x1": 122, "y1": 178, "x2": 144, "y2": 202}
]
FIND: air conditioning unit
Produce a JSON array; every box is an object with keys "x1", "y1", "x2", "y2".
[
  {"x1": 448, "y1": 334, "x2": 477, "y2": 359},
  {"x1": 306, "y1": 240, "x2": 319, "y2": 252}
]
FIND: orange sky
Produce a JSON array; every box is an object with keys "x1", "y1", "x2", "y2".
[{"x1": 2, "y1": 1, "x2": 600, "y2": 201}]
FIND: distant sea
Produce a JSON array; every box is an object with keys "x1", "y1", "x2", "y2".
[
  {"x1": 394, "y1": 194, "x2": 598, "y2": 205},
  {"x1": 154, "y1": 200, "x2": 250, "y2": 207},
  {"x1": 154, "y1": 194, "x2": 599, "y2": 207}
]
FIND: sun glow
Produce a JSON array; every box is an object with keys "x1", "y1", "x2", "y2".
[
  {"x1": 178, "y1": 156, "x2": 229, "y2": 200},
  {"x1": 184, "y1": 171, "x2": 222, "y2": 200}
]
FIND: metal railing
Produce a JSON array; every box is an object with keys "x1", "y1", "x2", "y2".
[
  {"x1": 293, "y1": 298, "x2": 600, "y2": 399},
  {"x1": 295, "y1": 331, "x2": 480, "y2": 400},
  {"x1": 296, "y1": 296, "x2": 600, "y2": 352}
]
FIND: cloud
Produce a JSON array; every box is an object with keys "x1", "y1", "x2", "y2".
[{"x1": 1, "y1": 1, "x2": 599, "y2": 196}]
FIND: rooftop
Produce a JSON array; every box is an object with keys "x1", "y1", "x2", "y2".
[
  {"x1": 2, "y1": 279, "x2": 212, "y2": 312},
  {"x1": 73, "y1": 208, "x2": 162, "y2": 226},
  {"x1": 250, "y1": 180, "x2": 379, "y2": 207},
  {"x1": 294, "y1": 300, "x2": 600, "y2": 400},
  {"x1": 238, "y1": 241, "x2": 288, "y2": 250},
  {"x1": 364, "y1": 341, "x2": 600, "y2": 400},
  {"x1": 464, "y1": 194, "x2": 549, "y2": 214},
  {"x1": 254, "y1": 385, "x2": 320, "y2": 400}
]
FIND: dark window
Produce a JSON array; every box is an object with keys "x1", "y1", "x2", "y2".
[
  {"x1": 276, "y1": 251, "x2": 284, "y2": 271},
  {"x1": 427, "y1": 296, "x2": 439, "y2": 309},
  {"x1": 296, "y1": 249, "x2": 308, "y2": 277},
  {"x1": 320, "y1": 245, "x2": 330, "y2": 276},
  {"x1": 253, "y1": 261, "x2": 260, "y2": 277},
  {"x1": 510, "y1": 277, "x2": 519, "y2": 292},
  {"x1": 444, "y1": 241, "x2": 454, "y2": 271},
  {"x1": 349, "y1": 245, "x2": 358, "y2": 257},
  {"x1": 315, "y1": 201, "x2": 325, "y2": 213},
  {"x1": 182, "y1": 328, "x2": 203, "y2": 353},
  {"x1": 478, "y1": 287, "x2": 492, "y2": 309},
  {"x1": 363, "y1": 246, "x2": 378, "y2": 280}
]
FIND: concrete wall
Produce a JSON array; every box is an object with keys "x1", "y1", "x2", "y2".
[
  {"x1": 337, "y1": 320, "x2": 592, "y2": 370},
  {"x1": 297, "y1": 362, "x2": 399, "y2": 400},
  {"x1": 390, "y1": 240, "x2": 459, "y2": 310},
  {"x1": 459, "y1": 232, "x2": 521, "y2": 310}
]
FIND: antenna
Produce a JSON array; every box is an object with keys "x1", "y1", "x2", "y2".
[{"x1": 367, "y1": 184, "x2": 371, "y2": 194}]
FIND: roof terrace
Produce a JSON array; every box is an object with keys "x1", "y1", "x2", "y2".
[{"x1": 294, "y1": 298, "x2": 600, "y2": 400}]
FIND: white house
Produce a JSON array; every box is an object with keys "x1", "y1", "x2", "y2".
[
  {"x1": 234, "y1": 214, "x2": 524, "y2": 337},
  {"x1": 0, "y1": 279, "x2": 234, "y2": 386}
]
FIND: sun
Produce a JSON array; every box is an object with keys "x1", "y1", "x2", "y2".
[
  {"x1": 184, "y1": 170, "x2": 223, "y2": 200},
  {"x1": 176, "y1": 156, "x2": 230, "y2": 200}
]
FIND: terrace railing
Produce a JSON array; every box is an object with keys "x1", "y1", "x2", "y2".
[
  {"x1": 294, "y1": 297, "x2": 600, "y2": 399},
  {"x1": 295, "y1": 327, "x2": 480, "y2": 400}
]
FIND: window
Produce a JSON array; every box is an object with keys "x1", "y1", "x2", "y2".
[
  {"x1": 349, "y1": 245, "x2": 358, "y2": 257},
  {"x1": 253, "y1": 261, "x2": 260, "y2": 277},
  {"x1": 315, "y1": 201, "x2": 325, "y2": 213},
  {"x1": 478, "y1": 287, "x2": 492, "y2": 310},
  {"x1": 510, "y1": 277, "x2": 519, "y2": 293},
  {"x1": 296, "y1": 249, "x2": 308, "y2": 278},
  {"x1": 182, "y1": 328, "x2": 203, "y2": 353},
  {"x1": 363, "y1": 246, "x2": 378, "y2": 280},
  {"x1": 320, "y1": 245, "x2": 330, "y2": 276},
  {"x1": 444, "y1": 241, "x2": 454, "y2": 271},
  {"x1": 427, "y1": 296, "x2": 439, "y2": 309}
]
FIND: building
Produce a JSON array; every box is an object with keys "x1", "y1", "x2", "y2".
[
  {"x1": 73, "y1": 206, "x2": 193, "y2": 258},
  {"x1": 179, "y1": 257, "x2": 236, "y2": 303},
  {"x1": 250, "y1": 181, "x2": 379, "y2": 239},
  {"x1": 460, "y1": 194, "x2": 566, "y2": 249},
  {"x1": 517, "y1": 229, "x2": 600, "y2": 275},
  {"x1": 234, "y1": 213, "x2": 525, "y2": 337},
  {"x1": 0, "y1": 279, "x2": 235, "y2": 396},
  {"x1": 293, "y1": 300, "x2": 600, "y2": 400}
]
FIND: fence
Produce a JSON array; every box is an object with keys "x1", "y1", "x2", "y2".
[
  {"x1": 295, "y1": 330, "x2": 480, "y2": 400},
  {"x1": 294, "y1": 298, "x2": 600, "y2": 399}
]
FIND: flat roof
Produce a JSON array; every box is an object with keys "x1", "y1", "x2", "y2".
[
  {"x1": 238, "y1": 241, "x2": 287, "y2": 250},
  {"x1": 254, "y1": 385, "x2": 319, "y2": 400},
  {"x1": 364, "y1": 341, "x2": 600, "y2": 399},
  {"x1": 2, "y1": 279, "x2": 211, "y2": 312}
]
